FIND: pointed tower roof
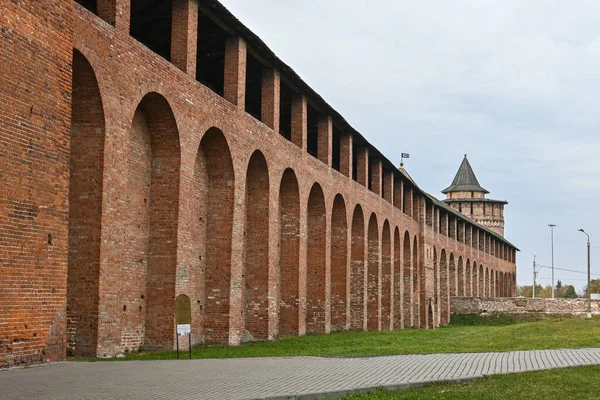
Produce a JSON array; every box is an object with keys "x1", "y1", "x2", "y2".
[{"x1": 442, "y1": 155, "x2": 489, "y2": 194}]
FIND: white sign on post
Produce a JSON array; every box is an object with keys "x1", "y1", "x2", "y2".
[{"x1": 177, "y1": 324, "x2": 191, "y2": 335}]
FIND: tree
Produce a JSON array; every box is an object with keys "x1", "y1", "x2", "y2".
[
  {"x1": 517, "y1": 285, "x2": 545, "y2": 298},
  {"x1": 584, "y1": 279, "x2": 600, "y2": 296},
  {"x1": 564, "y1": 285, "x2": 578, "y2": 299},
  {"x1": 556, "y1": 280, "x2": 562, "y2": 289}
]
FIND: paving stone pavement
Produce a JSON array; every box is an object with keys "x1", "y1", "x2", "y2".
[{"x1": 2, "y1": 348, "x2": 600, "y2": 400}]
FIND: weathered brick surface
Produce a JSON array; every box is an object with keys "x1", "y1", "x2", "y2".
[
  {"x1": 0, "y1": 0, "x2": 72, "y2": 368},
  {"x1": 0, "y1": 0, "x2": 518, "y2": 367},
  {"x1": 452, "y1": 297, "x2": 600, "y2": 317}
]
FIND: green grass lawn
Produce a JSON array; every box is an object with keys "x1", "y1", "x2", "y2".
[
  {"x1": 71, "y1": 316, "x2": 600, "y2": 361},
  {"x1": 342, "y1": 366, "x2": 600, "y2": 399}
]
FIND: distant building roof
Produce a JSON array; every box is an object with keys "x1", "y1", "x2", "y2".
[{"x1": 442, "y1": 155, "x2": 489, "y2": 194}]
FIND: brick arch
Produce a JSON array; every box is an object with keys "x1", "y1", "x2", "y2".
[
  {"x1": 196, "y1": 127, "x2": 234, "y2": 343},
  {"x1": 449, "y1": 253, "x2": 456, "y2": 298},
  {"x1": 393, "y1": 227, "x2": 402, "y2": 329},
  {"x1": 458, "y1": 256, "x2": 464, "y2": 296},
  {"x1": 279, "y1": 168, "x2": 300, "y2": 336},
  {"x1": 367, "y1": 213, "x2": 380, "y2": 331},
  {"x1": 402, "y1": 231, "x2": 412, "y2": 327},
  {"x1": 307, "y1": 183, "x2": 327, "y2": 334},
  {"x1": 381, "y1": 220, "x2": 392, "y2": 331},
  {"x1": 67, "y1": 50, "x2": 106, "y2": 356},
  {"x1": 126, "y1": 92, "x2": 181, "y2": 350},
  {"x1": 243, "y1": 150, "x2": 270, "y2": 340},
  {"x1": 440, "y1": 249, "x2": 449, "y2": 324},
  {"x1": 330, "y1": 194, "x2": 348, "y2": 330},
  {"x1": 350, "y1": 205, "x2": 365, "y2": 330}
]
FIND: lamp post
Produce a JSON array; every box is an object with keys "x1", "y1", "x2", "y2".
[
  {"x1": 578, "y1": 228, "x2": 591, "y2": 318},
  {"x1": 549, "y1": 224, "x2": 557, "y2": 298}
]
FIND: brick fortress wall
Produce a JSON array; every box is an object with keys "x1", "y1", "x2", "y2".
[{"x1": 0, "y1": 0, "x2": 518, "y2": 367}]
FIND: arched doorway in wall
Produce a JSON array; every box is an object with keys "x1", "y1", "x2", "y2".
[
  {"x1": 244, "y1": 151, "x2": 270, "y2": 340},
  {"x1": 196, "y1": 128, "x2": 234, "y2": 344},
  {"x1": 439, "y1": 249, "x2": 448, "y2": 324},
  {"x1": 393, "y1": 227, "x2": 402, "y2": 329},
  {"x1": 458, "y1": 256, "x2": 464, "y2": 296},
  {"x1": 127, "y1": 92, "x2": 181, "y2": 351},
  {"x1": 350, "y1": 205, "x2": 365, "y2": 330},
  {"x1": 402, "y1": 231, "x2": 412, "y2": 327},
  {"x1": 381, "y1": 221, "x2": 392, "y2": 331},
  {"x1": 67, "y1": 50, "x2": 106, "y2": 356},
  {"x1": 367, "y1": 214, "x2": 380, "y2": 331},
  {"x1": 485, "y1": 267, "x2": 490, "y2": 297},
  {"x1": 279, "y1": 169, "x2": 300, "y2": 336},
  {"x1": 330, "y1": 194, "x2": 348, "y2": 331},
  {"x1": 307, "y1": 183, "x2": 327, "y2": 334}
]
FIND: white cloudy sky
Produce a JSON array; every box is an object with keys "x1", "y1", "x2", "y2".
[{"x1": 220, "y1": 0, "x2": 600, "y2": 291}]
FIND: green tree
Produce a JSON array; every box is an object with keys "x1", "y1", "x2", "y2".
[
  {"x1": 584, "y1": 279, "x2": 600, "y2": 296},
  {"x1": 564, "y1": 285, "x2": 578, "y2": 298},
  {"x1": 517, "y1": 285, "x2": 544, "y2": 298}
]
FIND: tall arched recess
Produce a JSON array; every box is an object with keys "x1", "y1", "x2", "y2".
[
  {"x1": 393, "y1": 228, "x2": 402, "y2": 329},
  {"x1": 128, "y1": 92, "x2": 181, "y2": 350},
  {"x1": 279, "y1": 169, "x2": 300, "y2": 336},
  {"x1": 67, "y1": 50, "x2": 106, "y2": 356},
  {"x1": 306, "y1": 183, "x2": 327, "y2": 334},
  {"x1": 197, "y1": 128, "x2": 233, "y2": 344},
  {"x1": 402, "y1": 231, "x2": 412, "y2": 327},
  {"x1": 367, "y1": 214, "x2": 380, "y2": 331},
  {"x1": 350, "y1": 205, "x2": 365, "y2": 330},
  {"x1": 330, "y1": 194, "x2": 348, "y2": 330},
  {"x1": 244, "y1": 151, "x2": 270, "y2": 340},
  {"x1": 381, "y1": 221, "x2": 392, "y2": 331}
]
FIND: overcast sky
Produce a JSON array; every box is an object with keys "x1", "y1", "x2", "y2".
[{"x1": 220, "y1": 0, "x2": 600, "y2": 292}]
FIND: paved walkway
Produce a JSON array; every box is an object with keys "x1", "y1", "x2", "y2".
[{"x1": 2, "y1": 348, "x2": 600, "y2": 399}]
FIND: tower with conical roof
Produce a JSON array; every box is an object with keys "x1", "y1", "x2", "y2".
[{"x1": 442, "y1": 155, "x2": 508, "y2": 237}]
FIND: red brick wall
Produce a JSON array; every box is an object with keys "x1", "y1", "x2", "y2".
[
  {"x1": 0, "y1": 1, "x2": 518, "y2": 366},
  {"x1": 0, "y1": 0, "x2": 72, "y2": 368}
]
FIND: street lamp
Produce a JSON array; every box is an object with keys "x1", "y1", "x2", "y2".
[
  {"x1": 578, "y1": 228, "x2": 592, "y2": 318},
  {"x1": 549, "y1": 224, "x2": 557, "y2": 298}
]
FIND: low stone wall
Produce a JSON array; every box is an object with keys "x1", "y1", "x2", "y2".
[{"x1": 452, "y1": 297, "x2": 600, "y2": 317}]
